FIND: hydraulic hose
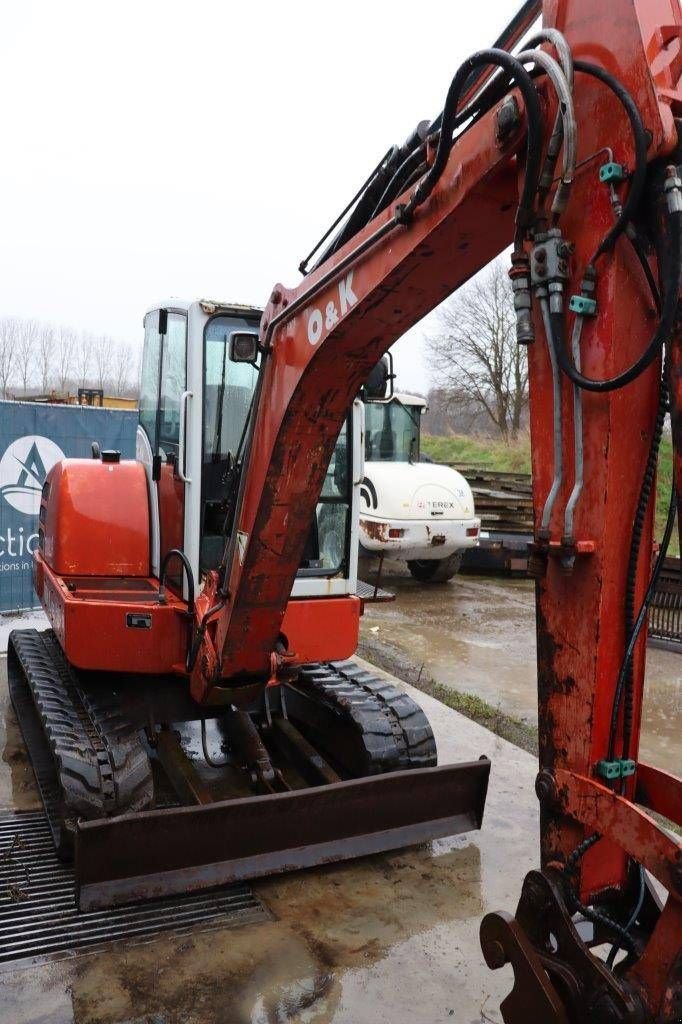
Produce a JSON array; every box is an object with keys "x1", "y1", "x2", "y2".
[
  {"x1": 572, "y1": 61, "x2": 649, "y2": 263},
  {"x1": 550, "y1": 208, "x2": 682, "y2": 393},
  {"x1": 523, "y1": 29, "x2": 573, "y2": 83},
  {"x1": 619, "y1": 375, "x2": 668, "y2": 760},
  {"x1": 401, "y1": 49, "x2": 543, "y2": 236},
  {"x1": 369, "y1": 68, "x2": 518, "y2": 222},
  {"x1": 159, "y1": 547, "x2": 195, "y2": 617},
  {"x1": 515, "y1": 46, "x2": 576, "y2": 219},
  {"x1": 606, "y1": 864, "x2": 646, "y2": 970},
  {"x1": 627, "y1": 228, "x2": 661, "y2": 313}
]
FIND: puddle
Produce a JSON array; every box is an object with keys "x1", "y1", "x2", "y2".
[{"x1": 361, "y1": 564, "x2": 681, "y2": 772}]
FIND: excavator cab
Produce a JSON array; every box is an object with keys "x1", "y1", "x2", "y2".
[{"x1": 137, "y1": 301, "x2": 359, "y2": 601}]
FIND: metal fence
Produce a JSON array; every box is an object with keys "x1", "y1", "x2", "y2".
[
  {"x1": 0, "y1": 401, "x2": 137, "y2": 612},
  {"x1": 648, "y1": 557, "x2": 682, "y2": 650}
]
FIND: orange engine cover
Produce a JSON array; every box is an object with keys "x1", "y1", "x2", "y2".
[{"x1": 40, "y1": 459, "x2": 150, "y2": 576}]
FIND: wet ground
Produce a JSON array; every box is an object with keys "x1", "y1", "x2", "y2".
[
  {"x1": 0, "y1": 655, "x2": 537, "y2": 1024},
  {"x1": 359, "y1": 561, "x2": 681, "y2": 775}
]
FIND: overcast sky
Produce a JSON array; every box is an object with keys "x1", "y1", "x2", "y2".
[{"x1": 2, "y1": 1, "x2": 521, "y2": 393}]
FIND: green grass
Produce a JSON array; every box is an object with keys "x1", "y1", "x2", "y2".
[
  {"x1": 422, "y1": 431, "x2": 678, "y2": 555},
  {"x1": 358, "y1": 634, "x2": 538, "y2": 756},
  {"x1": 422, "y1": 432, "x2": 532, "y2": 473}
]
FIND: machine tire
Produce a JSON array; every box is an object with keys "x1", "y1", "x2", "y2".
[{"x1": 407, "y1": 552, "x2": 463, "y2": 583}]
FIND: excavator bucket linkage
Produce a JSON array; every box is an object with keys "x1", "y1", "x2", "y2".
[{"x1": 76, "y1": 759, "x2": 490, "y2": 911}]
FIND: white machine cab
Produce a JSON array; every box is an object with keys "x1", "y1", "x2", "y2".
[{"x1": 360, "y1": 393, "x2": 480, "y2": 581}]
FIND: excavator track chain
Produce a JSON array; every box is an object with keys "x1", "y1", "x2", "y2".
[
  {"x1": 290, "y1": 659, "x2": 437, "y2": 775},
  {"x1": 7, "y1": 629, "x2": 153, "y2": 858}
]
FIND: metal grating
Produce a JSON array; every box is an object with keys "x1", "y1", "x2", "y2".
[
  {"x1": 648, "y1": 557, "x2": 682, "y2": 649},
  {"x1": 0, "y1": 810, "x2": 270, "y2": 967}
]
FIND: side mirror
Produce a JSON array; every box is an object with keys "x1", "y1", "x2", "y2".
[
  {"x1": 361, "y1": 353, "x2": 395, "y2": 403},
  {"x1": 229, "y1": 331, "x2": 259, "y2": 365}
]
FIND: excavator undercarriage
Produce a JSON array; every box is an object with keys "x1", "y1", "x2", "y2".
[{"x1": 9, "y1": 629, "x2": 489, "y2": 910}]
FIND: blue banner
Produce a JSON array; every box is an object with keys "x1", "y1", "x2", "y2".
[{"x1": 0, "y1": 402, "x2": 137, "y2": 612}]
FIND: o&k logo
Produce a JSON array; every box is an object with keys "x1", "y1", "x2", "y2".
[
  {"x1": 0, "y1": 436, "x2": 65, "y2": 515},
  {"x1": 306, "y1": 271, "x2": 358, "y2": 346}
]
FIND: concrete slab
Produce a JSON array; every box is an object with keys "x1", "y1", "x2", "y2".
[{"x1": 0, "y1": 654, "x2": 537, "y2": 1024}]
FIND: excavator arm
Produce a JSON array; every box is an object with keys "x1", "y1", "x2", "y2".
[{"x1": 191, "y1": 0, "x2": 682, "y2": 1019}]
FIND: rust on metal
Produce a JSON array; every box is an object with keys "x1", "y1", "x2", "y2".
[
  {"x1": 555, "y1": 768, "x2": 682, "y2": 897},
  {"x1": 155, "y1": 729, "x2": 214, "y2": 806},
  {"x1": 75, "y1": 758, "x2": 490, "y2": 910},
  {"x1": 359, "y1": 519, "x2": 389, "y2": 543}
]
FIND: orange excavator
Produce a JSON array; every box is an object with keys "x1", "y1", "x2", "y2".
[{"x1": 9, "y1": 0, "x2": 681, "y2": 1019}]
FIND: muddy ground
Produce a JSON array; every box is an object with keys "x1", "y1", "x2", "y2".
[
  {"x1": 0, "y1": 657, "x2": 536, "y2": 1024},
  {"x1": 359, "y1": 561, "x2": 681, "y2": 775}
]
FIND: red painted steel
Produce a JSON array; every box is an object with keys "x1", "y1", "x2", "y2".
[
  {"x1": 35, "y1": 553, "x2": 188, "y2": 674},
  {"x1": 157, "y1": 460, "x2": 184, "y2": 587},
  {"x1": 41, "y1": 460, "x2": 150, "y2": 577},
  {"x1": 555, "y1": 768, "x2": 682, "y2": 896},
  {"x1": 280, "y1": 596, "x2": 361, "y2": 665},
  {"x1": 635, "y1": 760, "x2": 682, "y2": 825}
]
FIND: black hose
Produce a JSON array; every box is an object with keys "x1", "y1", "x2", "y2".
[
  {"x1": 159, "y1": 547, "x2": 195, "y2": 617},
  {"x1": 370, "y1": 70, "x2": 517, "y2": 221},
  {"x1": 606, "y1": 864, "x2": 646, "y2": 970},
  {"x1": 550, "y1": 209, "x2": 682, "y2": 393},
  {"x1": 563, "y1": 832, "x2": 601, "y2": 875},
  {"x1": 186, "y1": 598, "x2": 225, "y2": 674},
  {"x1": 572, "y1": 61, "x2": 649, "y2": 262},
  {"x1": 627, "y1": 229, "x2": 661, "y2": 313},
  {"x1": 402, "y1": 49, "x2": 543, "y2": 234},
  {"x1": 567, "y1": 890, "x2": 639, "y2": 956},
  {"x1": 617, "y1": 375, "x2": 668, "y2": 760},
  {"x1": 561, "y1": 832, "x2": 639, "y2": 957}
]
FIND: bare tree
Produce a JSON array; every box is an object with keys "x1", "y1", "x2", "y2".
[
  {"x1": 0, "y1": 317, "x2": 18, "y2": 398},
  {"x1": 427, "y1": 259, "x2": 528, "y2": 441},
  {"x1": 92, "y1": 334, "x2": 114, "y2": 391},
  {"x1": 55, "y1": 326, "x2": 78, "y2": 393},
  {"x1": 75, "y1": 331, "x2": 93, "y2": 388},
  {"x1": 37, "y1": 323, "x2": 55, "y2": 392},
  {"x1": 112, "y1": 342, "x2": 132, "y2": 395},
  {"x1": 14, "y1": 318, "x2": 41, "y2": 394}
]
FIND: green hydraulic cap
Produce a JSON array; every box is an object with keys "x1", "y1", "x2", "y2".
[
  {"x1": 596, "y1": 758, "x2": 636, "y2": 780},
  {"x1": 599, "y1": 161, "x2": 626, "y2": 183},
  {"x1": 569, "y1": 294, "x2": 597, "y2": 316}
]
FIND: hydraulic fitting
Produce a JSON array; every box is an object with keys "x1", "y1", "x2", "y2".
[
  {"x1": 569, "y1": 295, "x2": 597, "y2": 316},
  {"x1": 509, "y1": 252, "x2": 534, "y2": 345},
  {"x1": 531, "y1": 228, "x2": 570, "y2": 313},
  {"x1": 596, "y1": 758, "x2": 636, "y2": 781},
  {"x1": 664, "y1": 165, "x2": 682, "y2": 214},
  {"x1": 569, "y1": 267, "x2": 598, "y2": 317},
  {"x1": 599, "y1": 161, "x2": 626, "y2": 184}
]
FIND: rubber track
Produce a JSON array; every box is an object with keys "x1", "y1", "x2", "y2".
[
  {"x1": 8, "y1": 629, "x2": 153, "y2": 857},
  {"x1": 296, "y1": 660, "x2": 437, "y2": 773}
]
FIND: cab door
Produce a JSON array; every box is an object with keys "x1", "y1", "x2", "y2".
[{"x1": 137, "y1": 308, "x2": 190, "y2": 594}]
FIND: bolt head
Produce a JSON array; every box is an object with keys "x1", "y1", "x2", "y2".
[{"x1": 535, "y1": 769, "x2": 557, "y2": 806}]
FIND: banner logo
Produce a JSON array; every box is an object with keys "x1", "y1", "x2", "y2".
[{"x1": 0, "y1": 435, "x2": 65, "y2": 515}]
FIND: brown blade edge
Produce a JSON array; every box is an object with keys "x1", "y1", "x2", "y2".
[{"x1": 76, "y1": 758, "x2": 491, "y2": 911}]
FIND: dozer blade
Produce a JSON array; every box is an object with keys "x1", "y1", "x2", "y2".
[{"x1": 76, "y1": 758, "x2": 490, "y2": 910}]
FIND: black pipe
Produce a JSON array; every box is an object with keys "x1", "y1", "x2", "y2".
[
  {"x1": 572, "y1": 61, "x2": 649, "y2": 263},
  {"x1": 550, "y1": 209, "x2": 682, "y2": 392},
  {"x1": 158, "y1": 547, "x2": 195, "y2": 618},
  {"x1": 402, "y1": 49, "x2": 543, "y2": 236}
]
